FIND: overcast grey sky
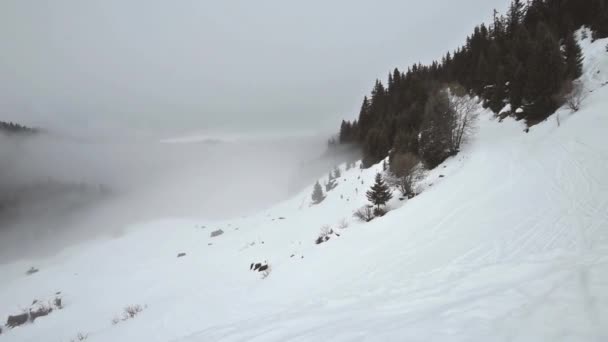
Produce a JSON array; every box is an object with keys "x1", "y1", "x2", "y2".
[{"x1": 0, "y1": 0, "x2": 507, "y2": 137}]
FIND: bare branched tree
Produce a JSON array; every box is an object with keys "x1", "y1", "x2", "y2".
[
  {"x1": 353, "y1": 206, "x2": 374, "y2": 222},
  {"x1": 419, "y1": 91, "x2": 480, "y2": 168},
  {"x1": 450, "y1": 95, "x2": 480, "y2": 153},
  {"x1": 386, "y1": 152, "x2": 419, "y2": 197},
  {"x1": 566, "y1": 81, "x2": 585, "y2": 112}
]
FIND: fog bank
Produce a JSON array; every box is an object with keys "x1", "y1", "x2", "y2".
[{"x1": 0, "y1": 131, "x2": 356, "y2": 262}]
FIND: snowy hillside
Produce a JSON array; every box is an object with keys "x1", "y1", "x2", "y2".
[{"x1": 1, "y1": 34, "x2": 608, "y2": 342}]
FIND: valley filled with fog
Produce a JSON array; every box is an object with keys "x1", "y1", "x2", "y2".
[{"x1": 0, "y1": 131, "x2": 356, "y2": 262}]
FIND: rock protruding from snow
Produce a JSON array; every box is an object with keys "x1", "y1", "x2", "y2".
[{"x1": 210, "y1": 229, "x2": 224, "y2": 238}]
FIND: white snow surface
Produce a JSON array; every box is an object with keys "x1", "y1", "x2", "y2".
[{"x1": 2, "y1": 35, "x2": 608, "y2": 342}]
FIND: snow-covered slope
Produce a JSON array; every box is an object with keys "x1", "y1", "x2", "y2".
[{"x1": 1, "y1": 34, "x2": 608, "y2": 342}]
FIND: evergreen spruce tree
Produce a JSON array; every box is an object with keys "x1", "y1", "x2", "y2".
[
  {"x1": 357, "y1": 96, "x2": 371, "y2": 141},
  {"x1": 591, "y1": 0, "x2": 608, "y2": 39},
  {"x1": 507, "y1": 0, "x2": 525, "y2": 39},
  {"x1": 366, "y1": 173, "x2": 393, "y2": 209},
  {"x1": 333, "y1": 166, "x2": 341, "y2": 179},
  {"x1": 489, "y1": 65, "x2": 507, "y2": 113},
  {"x1": 524, "y1": 22, "x2": 565, "y2": 121},
  {"x1": 564, "y1": 30, "x2": 584, "y2": 80},
  {"x1": 311, "y1": 181, "x2": 325, "y2": 204},
  {"x1": 474, "y1": 53, "x2": 489, "y2": 94},
  {"x1": 418, "y1": 90, "x2": 457, "y2": 168},
  {"x1": 510, "y1": 61, "x2": 526, "y2": 112}
]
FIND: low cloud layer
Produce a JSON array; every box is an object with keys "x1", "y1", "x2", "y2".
[{"x1": 0, "y1": 130, "x2": 358, "y2": 262}]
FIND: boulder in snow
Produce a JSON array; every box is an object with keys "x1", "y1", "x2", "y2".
[
  {"x1": 210, "y1": 229, "x2": 224, "y2": 238},
  {"x1": 6, "y1": 313, "x2": 28, "y2": 328},
  {"x1": 25, "y1": 267, "x2": 39, "y2": 276}
]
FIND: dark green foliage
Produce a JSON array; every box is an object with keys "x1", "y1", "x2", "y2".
[
  {"x1": 366, "y1": 173, "x2": 393, "y2": 209},
  {"x1": 488, "y1": 65, "x2": 507, "y2": 113},
  {"x1": 311, "y1": 181, "x2": 325, "y2": 205},
  {"x1": 591, "y1": 0, "x2": 608, "y2": 39},
  {"x1": 524, "y1": 23, "x2": 565, "y2": 122},
  {"x1": 339, "y1": 120, "x2": 358, "y2": 144},
  {"x1": 564, "y1": 30, "x2": 584, "y2": 80},
  {"x1": 337, "y1": 0, "x2": 602, "y2": 165},
  {"x1": 418, "y1": 91, "x2": 457, "y2": 168},
  {"x1": 0, "y1": 121, "x2": 38, "y2": 135},
  {"x1": 509, "y1": 60, "x2": 526, "y2": 112}
]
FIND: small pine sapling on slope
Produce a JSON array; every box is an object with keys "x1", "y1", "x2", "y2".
[
  {"x1": 311, "y1": 181, "x2": 325, "y2": 205},
  {"x1": 333, "y1": 166, "x2": 341, "y2": 178},
  {"x1": 366, "y1": 173, "x2": 393, "y2": 211}
]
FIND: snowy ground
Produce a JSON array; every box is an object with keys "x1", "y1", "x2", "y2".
[{"x1": 1, "y1": 33, "x2": 608, "y2": 342}]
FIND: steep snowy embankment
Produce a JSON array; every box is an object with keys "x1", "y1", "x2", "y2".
[{"x1": 1, "y1": 33, "x2": 608, "y2": 342}]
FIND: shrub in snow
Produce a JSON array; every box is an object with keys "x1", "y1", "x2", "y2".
[
  {"x1": 387, "y1": 152, "x2": 420, "y2": 197},
  {"x1": 373, "y1": 207, "x2": 387, "y2": 217},
  {"x1": 71, "y1": 332, "x2": 89, "y2": 341},
  {"x1": 113, "y1": 305, "x2": 144, "y2": 324},
  {"x1": 325, "y1": 171, "x2": 338, "y2": 192},
  {"x1": 337, "y1": 218, "x2": 349, "y2": 230},
  {"x1": 565, "y1": 81, "x2": 585, "y2": 112},
  {"x1": 124, "y1": 305, "x2": 143, "y2": 319},
  {"x1": 315, "y1": 225, "x2": 340, "y2": 245},
  {"x1": 354, "y1": 206, "x2": 375, "y2": 222},
  {"x1": 53, "y1": 296, "x2": 63, "y2": 309}
]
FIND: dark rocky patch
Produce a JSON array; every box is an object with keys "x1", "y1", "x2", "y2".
[
  {"x1": 6, "y1": 313, "x2": 28, "y2": 328},
  {"x1": 210, "y1": 229, "x2": 224, "y2": 238}
]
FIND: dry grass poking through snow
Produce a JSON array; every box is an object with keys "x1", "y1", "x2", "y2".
[{"x1": 111, "y1": 304, "x2": 145, "y2": 325}]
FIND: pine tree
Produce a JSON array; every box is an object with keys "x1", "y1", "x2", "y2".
[
  {"x1": 507, "y1": 0, "x2": 526, "y2": 38},
  {"x1": 510, "y1": 61, "x2": 526, "y2": 112},
  {"x1": 524, "y1": 22, "x2": 565, "y2": 121},
  {"x1": 333, "y1": 166, "x2": 341, "y2": 179},
  {"x1": 366, "y1": 173, "x2": 393, "y2": 209},
  {"x1": 357, "y1": 96, "x2": 371, "y2": 140},
  {"x1": 488, "y1": 65, "x2": 507, "y2": 113},
  {"x1": 563, "y1": 30, "x2": 584, "y2": 80},
  {"x1": 591, "y1": 0, "x2": 608, "y2": 39},
  {"x1": 311, "y1": 181, "x2": 325, "y2": 204},
  {"x1": 418, "y1": 90, "x2": 457, "y2": 168},
  {"x1": 474, "y1": 53, "x2": 489, "y2": 94}
]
